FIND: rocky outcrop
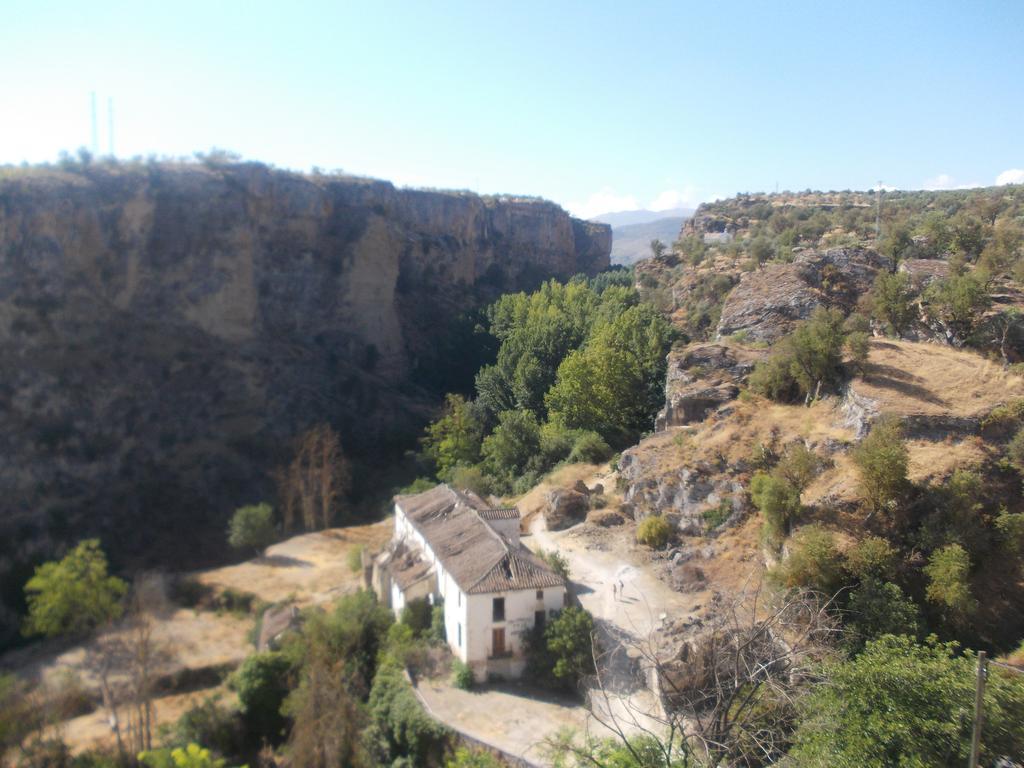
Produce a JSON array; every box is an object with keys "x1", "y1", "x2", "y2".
[
  {"x1": 716, "y1": 247, "x2": 887, "y2": 341},
  {"x1": 656, "y1": 344, "x2": 761, "y2": 430},
  {"x1": 617, "y1": 450, "x2": 746, "y2": 535},
  {"x1": 0, "y1": 162, "x2": 609, "y2": 580}
]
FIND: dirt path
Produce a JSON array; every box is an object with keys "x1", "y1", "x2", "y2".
[{"x1": 525, "y1": 487, "x2": 704, "y2": 739}]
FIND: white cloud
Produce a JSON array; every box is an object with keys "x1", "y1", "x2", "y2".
[
  {"x1": 997, "y1": 168, "x2": 1024, "y2": 186},
  {"x1": 565, "y1": 187, "x2": 640, "y2": 219},
  {"x1": 922, "y1": 173, "x2": 981, "y2": 191},
  {"x1": 648, "y1": 186, "x2": 699, "y2": 211}
]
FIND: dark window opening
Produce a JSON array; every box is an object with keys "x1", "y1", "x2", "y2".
[
  {"x1": 493, "y1": 597, "x2": 505, "y2": 622},
  {"x1": 536, "y1": 589, "x2": 543, "y2": 600},
  {"x1": 535, "y1": 610, "x2": 546, "y2": 629}
]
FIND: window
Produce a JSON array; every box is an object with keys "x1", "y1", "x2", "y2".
[
  {"x1": 535, "y1": 610, "x2": 546, "y2": 629},
  {"x1": 492, "y1": 627, "x2": 506, "y2": 657},
  {"x1": 457, "y1": 622, "x2": 462, "y2": 646},
  {"x1": 492, "y1": 597, "x2": 505, "y2": 622},
  {"x1": 536, "y1": 589, "x2": 543, "y2": 600}
]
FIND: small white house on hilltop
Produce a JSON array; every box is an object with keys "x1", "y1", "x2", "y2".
[{"x1": 371, "y1": 484, "x2": 567, "y2": 682}]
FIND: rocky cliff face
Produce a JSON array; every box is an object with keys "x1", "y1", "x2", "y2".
[{"x1": 0, "y1": 162, "x2": 609, "y2": 586}]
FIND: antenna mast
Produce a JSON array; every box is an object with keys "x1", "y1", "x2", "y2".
[{"x1": 875, "y1": 180, "x2": 882, "y2": 239}]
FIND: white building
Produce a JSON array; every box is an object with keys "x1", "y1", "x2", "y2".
[{"x1": 372, "y1": 484, "x2": 567, "y2": 682}]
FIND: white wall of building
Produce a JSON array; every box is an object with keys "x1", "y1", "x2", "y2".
[{"x1": 391, "y1": 500, "x2": 567, "y2": 681}]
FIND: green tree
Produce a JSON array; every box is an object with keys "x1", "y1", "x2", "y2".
[
  {"x1": 787, "y1": 307, "x2": 847, "y2": 396},
  {"x1": 924, "y1": 543, "x2": 976, "y2": 620},
  {"x1": 230, "y1": 651, "x2": 291, "y2": 742},
  {"x1": 227, "y1": 503, "x2": 276, "y2": 555},
  {"x1": 923, "y1": 273, "x2": 991, "y2": 340},
  {"x1": 844, "y1": 536, "x2": 899, "y2": 581},
  {"x1": 421, "y1": 394, "x2": 485, "y2": 479},
  {"x1": 870, "y1": 271, "x2": 916, "y2": 337},
  {"x1": 851, "y1": 416, "x2": 908, "y2": 515},
  {"x1": 880, "y1": 222, "x2": 914, "y2": 270},
  {"x1": 770, "y1": 524, "x2": 846, "y2": 595},
  {"x1": 480, "y1": 409, "x2": 541, "y2": 479},
  {"x1": 546, "y1": 304, "x2": 672, "y2": 446},
  {"x1": 844, "y1": 579, "x2": 919, "y2": 652},
  {"x1": 545, "y1": 607, "x2": 595, "y2": 687},
  {"x1": 446, "y1": 747, "x2": 503, "y2": 768},
  {"x1": 22, "y1": 539, "x2": 127, "y2": 638},
  {"x1": 789, "y1": 635, "x2": 1024, "y2": 767}
]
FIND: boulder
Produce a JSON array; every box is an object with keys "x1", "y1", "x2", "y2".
[
  {"x1": 544, "y1": 489, "x2": 589, "y2": 530},
  {"x1": 572, "y1": 479, "x2": 591, "y2": 495},
  {"x1": 590, "y1": 509, "x2": 625, "y2": 527},
  {"x1": 656, "y1": 344, "x2": 760, "y2": 429}
]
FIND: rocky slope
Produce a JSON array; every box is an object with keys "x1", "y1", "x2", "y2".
[{"x1": 0, "y1": 161, "x2": 609, "y2": 612}]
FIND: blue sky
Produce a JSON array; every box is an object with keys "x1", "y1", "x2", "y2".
[{"x1": 2, "y1": 0, "x2": 1022, "y2": 217}]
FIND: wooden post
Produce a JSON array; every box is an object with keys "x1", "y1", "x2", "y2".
[{"x1": 968, "y1": 650, "x2": 987, "y2": 768}]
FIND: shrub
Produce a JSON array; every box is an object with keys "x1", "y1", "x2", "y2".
[
  {"x1": 844, "y1": 578, "x2": 919, "y2": 652},
  {"x1": 851, "y1": 415, "x2": 908, "y2": 514},
  {"x1": 451, "y1": 659, "x2": 473, "y2": 690},
  {"x1": 230, "y1": 652, "x2": 291, "y2": 743},
  {"x1": 748, "y1": 354, "x2": 798, "y2": 401},
  {"x1": 446, "y1": 747, "x2": 503, "y2": 768},
  {"x1": 771, "y1": 525, "x2": 846, "y2": 595},
  {"x1": 227, "y1": 503, "x2": 277, "y2": 555},
  {"x1": 636, "y1": 516, "x2": 671, "y2": 549},
  {"x1": 346, "y1": 545, "x2": 365, "y2": 574},
  {"x1": 214, "y1": 589, "x2": 260, "y2": 617},
  {"x1": 844, "y1": 536, "x2": 899, "y2": 581},
  {"x1": 924, "y1": 543, "x2": 976, "y2": 620},
  {"x1": 774, "y1": 443, "x2": 820, "y2": 492},
  {"x1": 995, "y1": 508, "x2": 1024, "y2": 556},
  {"x1": 166, "y1": 696, "x2": 245, "y2": 759},
  {"x1": 845, "y1": 331, "x2": 870, "y2": 371},
  {"x1": 400, "y1": 597, "x2": 432, "y2": 636},
  {"x1": 430, "y1": 602, "x2": 446, "y2": 643},
  {"x1": 749, "y1": 471, "x2": 801, "y2": 543},
  {"x1": 448, "y1": 464, "x2": 493, "y2": 497},
  {"x1": 871, "y1": 271, "x2": 916, "y2": 336},
  {"x1": 368, "y1": 659, "x2": 449, "y2": 765},
  {"x1": 702, "y1": 499, "x2": 732, "y2": 530},
  {"x1": 568, "y1": 431, "x2": 613, "y2": 464},
  {"x1": 1009, "y1": 426, "x2": 1024, "y2": 472},
  {"x1": 526, "y1": 607, "x2": 595, "y2": 691}
]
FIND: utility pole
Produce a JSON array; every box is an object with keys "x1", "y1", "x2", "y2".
[
  {"x1": 90, "y1": 91, "x2": 98, "y2": 155},
  {"x1": 875, "y1": 180, "x2": 882, "y2": 239},
  {"x1": 968, "y1": 650, "x2": 987, "y2": 768},
  {"x1": 107, "y1": 97, "x2": 114, "y2": 156}
]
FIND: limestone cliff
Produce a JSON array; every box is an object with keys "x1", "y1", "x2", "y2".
[{"x1": 0, "y1": 161, "x2": 609, "y2": 588}]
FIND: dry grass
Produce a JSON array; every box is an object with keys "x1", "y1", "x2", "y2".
[
  {"x1": 854, "y1": 339, "x2": 1024, "y2": 417},
  {"x1": 905, "y1": 437, "x2": 990, "y2": 484},
  {"x1": 198, "y1": 521, "x2": 392, "y2": 608}
]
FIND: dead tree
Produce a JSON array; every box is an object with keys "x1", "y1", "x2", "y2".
[
  {"x1": 569, "y1": 585, "x2": 839, "y2": 768},
  {"x1": 277, "y1": 424, "x2": 352, "y2": 531}
]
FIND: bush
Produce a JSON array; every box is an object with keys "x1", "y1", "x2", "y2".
[
  {"x1": 748, "y1": 354, "x2": 798, "y2": 401},
  {"x1": 851, "y1": 415, "x2": 908, "y2": 514},
  {"x1": 749, "y1": 471, "x2": 801, "y2": 543},
  {"x1": 227, "y1": 503, "x2": 277, "y2": 555},
  {"x1": 924, "y1": 543, "x2": 976, "y2": 620},
  {"x1": 214, "y1": 589, "x2": 260, "y2": 617},
  {"x1": 430, "y1": 603, "x2": 446, "y2": 644},
  {"x1": 166, "y1": 695, "x2": 245, "y2": 759},
  {"x1": 400, "y1": 598, "x2": 432, "y2": 636},
  {"x1": 230, "y1": 652, "x2": 291, "y2": 743},
  {"x1": 568, "y1": 431, "x2": 614, "y2": 464},
  {"x1": 446, "y1": 747, "x2": 503, "y2": 768},
  {"x1": 773, "y1": 443, "x2": 821, "y2": 492},
  {"x1": 844, "y1": 578, "x2": 919, "y2": 652},
  {"x1": 451, "y1": 659, "x2": 473, "y2": 690},
  {"x1": 1009, "y1": 426, "x2": 1024, "y2": 472},
  {"x1": 369, "y1": 659, "x2": 450, "y2": 764},
  {"x1": 448, "y1": 464, "x2": 493, "y2": 497},
  {"x1": 771, "y1": 525, "x2": 846, "y2": 595},
  {"x1": 871, "y1": 271, "x2": 916, "y2": 336},
  {"x1": 526, "y1": 607, "x2": 595, "y2": 691},
  {"x1": 844, "y1": 536, "x2": 899, "y2": 581},
  {"x1": 636, "y1": 516, "x2": 671, "y2": 549}
]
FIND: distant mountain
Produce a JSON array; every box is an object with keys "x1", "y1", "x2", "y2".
[
  {"x1": 605, "y1": 215, "x2": 692, "y2": 265},
  {"x1": 592, "y1": 207, "x2": 694, "y2": 228}
]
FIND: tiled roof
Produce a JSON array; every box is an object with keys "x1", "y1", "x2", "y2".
[{"x1": 394, "y1": 485, "x2": 563, "y2": 595}]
